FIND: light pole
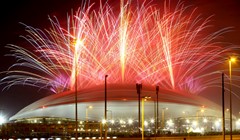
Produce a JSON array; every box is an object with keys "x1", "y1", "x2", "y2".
[
  {"x1": 229, "y1": 57, "x2": 236, "y2": 140},
  {"x1": 104, "y1": 75, "x2": 108, "y2": 140},
  {"x1": 142, "y1": 96, "x2": 151, "y2": 140},
  {"x1": 156, "y1": 86, "x2": 159, "y2": 136},
  {"x1": 222, "y1": 73, "x2": 225, "y2": 140},
  {"x1": 74, "y1": 54, "x2": 78, "y2": 139},
  {"x1": 73, "y1": 39, "x2": 82, "y2": 140},
  {"x1": 86, "y1": 106, "x2": 93, "y2": 136},
  {"x1": 73, "y1": 39, "x2": 84, "y2": 139},
  {"x1": 136, "y1": 83, "x2": 142, "y2": 136}
]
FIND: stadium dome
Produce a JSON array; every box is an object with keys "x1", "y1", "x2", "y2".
[{"x1": 10, "y1": 84, "x2": 222, "y2": 121}]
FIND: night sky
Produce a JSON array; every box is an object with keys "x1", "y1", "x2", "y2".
[{"x1": 0, "y1": 0, "x2": 240, "y2": 120}]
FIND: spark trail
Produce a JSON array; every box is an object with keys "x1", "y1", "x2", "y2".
[{"x1": 1, "y1": 0, "x2": 239, "y2": 95}]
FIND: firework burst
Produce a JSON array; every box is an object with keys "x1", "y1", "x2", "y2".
[{"x1": 1, "y1": 0, "x2": 239, "y2": 95}]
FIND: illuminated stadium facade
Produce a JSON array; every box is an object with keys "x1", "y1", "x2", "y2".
[
  {"x1": 10, "y1": 84, "x2": 221, "y2": 120},
  {"x1": 9, "y1": 84, "x2": 235, "y2": 135}
]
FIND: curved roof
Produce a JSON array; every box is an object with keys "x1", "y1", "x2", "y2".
[{"x1": 10, "y1": 84, "x2": 222, "y2": 121}]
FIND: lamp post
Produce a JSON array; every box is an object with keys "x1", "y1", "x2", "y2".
[
  {"x1": 156, "y1": 86, "x2": 159, "y2": 136},
  {"x1": 86, "y1": 106, "x2": 93, "y2": 136},
  {"x1": 73, "y1": 39, "x2": 81, "y2": 140},
  {"x1": 74, "y1": 54, "x2": 78, "y2": 139},
  {"x1": 229, "y1": 57, "x2": 236, "y2": 140},
  {"x1": 136, "y1": 83, "x2": 142, "y2": 136},
  {"x1": 104, "y1": 75, "x2": 108, "y2": 140},
  {"x1": 142, "y1": 96, "x2": 151, "y2": 140},
  {"x1": 222, "y1": 73, "x2": 225, "y2": 140},
  {"x1": 74, "y1": 63, "x2": 78, "y2": 140},
  {"x1": 73, "y1": 39, "x2": 84, "y2": 139},
  {"x1": 75, "y1": 75, "x2": 78, "y2": 140}
]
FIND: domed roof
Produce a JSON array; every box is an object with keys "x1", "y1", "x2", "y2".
[{"x1": 10, "y1": 84, "x2": 221, "y2": 121}]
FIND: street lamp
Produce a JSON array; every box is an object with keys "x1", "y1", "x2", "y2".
[
  {"x1": 229, "y1": 56, "x2": 236, "y2": 140},
  {"x1": 142, "y1": 96, "x2": 151, "y2": 140},
  {"x1": 86, "y1": 106, "x2": 93, "y2": 136},
  {"x1": 136, "y1": 83, "x2": 142, "y2": 136},
  {"x1": 104, "y1": 75, "x2": 108, "y2": 140},
  {"x1": 222, "y1": 73, "x2": 225, "y2": 140},
  {"x1": 74, "y1": 50, "x2": 78, "y2": 140},
  {"x1": 73, "y1": 39, "x2": 83, "y2": 140},
  {"x1": 156, "y1": 86, "x2": 159, "y2": 137}
]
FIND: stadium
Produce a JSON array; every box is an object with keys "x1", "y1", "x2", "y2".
[
  {"x1": 10, "y1": 84, "x2": 221, "y2": 120},
  {"x1": 8, "y1": 84, "x2": 230, "y2": 136},
  {"x1": 1, "y1": 0, "x2": 240, "y2": 139}
]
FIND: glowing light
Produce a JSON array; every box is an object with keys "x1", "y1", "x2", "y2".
[
  {"x1": 203, "y1": 118, "x2": 208, "y2": 123},
  {"x1": 87, "y1": 106, "x2": 93, "y2": 109},
  {"x1": 236, "y1": 119, "x2": 240, "y2": 129},
  {"x1": 192, "y1": 121, "x2": 198, "y2": 127},
  {"x1": 144, "y1": 121, "x2": 148, "y2": 126},
  {"x1": 120, "y1": 120, "x2": 124, "y2": 124},
  {"x1": 166, "y1": 119, "x2": 174, "y2": 127},
  {"x1": 150, "y1": 119, "x2": 154, "y2": 123},
  {"x1": 215, "y1": 120, "x2": 221, "y2": 128},
  {"x1": 230, "y1": 57, "x2": 236, "y2": 63},
  {"x1": 1, "y1": 0, "x2": 239, "y2": 96},
  {"x1": 128, "y1": 119, "x2": 133, "y2": 124},
  {"x1": 102, "y1": 119, "x2": 106, "y2": 124},
  {"x1": 0, "y1": 116, "x2": 5, "y2": 125},
  {"x1": 111, "y1": 120, "x2": 114, "y2": 124}
]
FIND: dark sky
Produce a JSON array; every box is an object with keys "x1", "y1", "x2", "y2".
[{"x1": 0, "y1": 0, "x2": 240, "y2": 119}]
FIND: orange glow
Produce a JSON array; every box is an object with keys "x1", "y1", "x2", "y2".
[{"x1": 229, "y1": 57, "x2": 236, "y2": 63}]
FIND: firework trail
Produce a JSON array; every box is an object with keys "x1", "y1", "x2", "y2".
[{"x1": 1, "y1": 0, "x2": 239, "y2": 95}]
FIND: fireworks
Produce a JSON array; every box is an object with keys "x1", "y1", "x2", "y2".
[{"x1": 1, "y1": 0, "x2": 239, "y2": 94}]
